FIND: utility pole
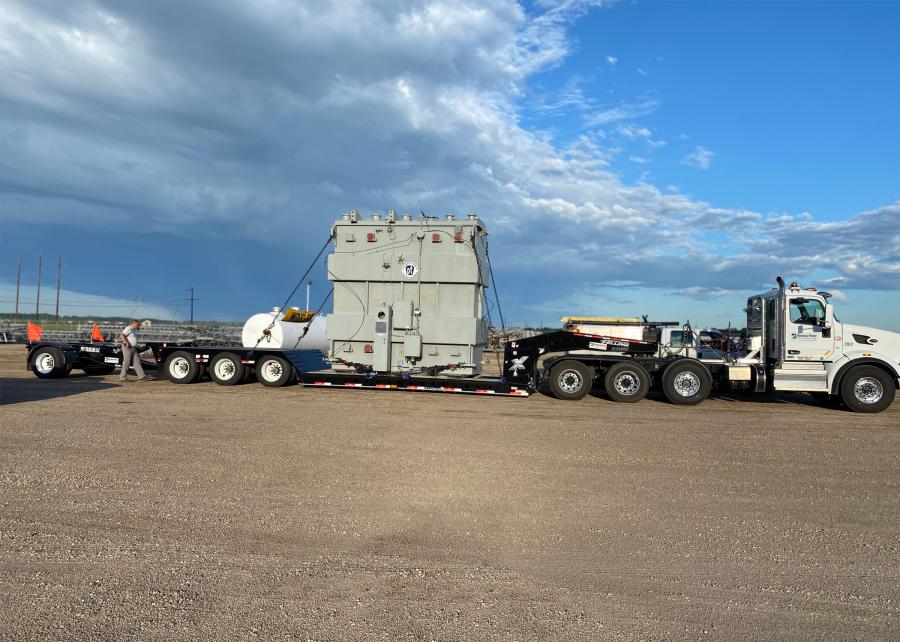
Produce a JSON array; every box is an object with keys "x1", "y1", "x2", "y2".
[
  {"x1": 14, "y1": 253, "x2": 21, "y2": 320},
  {"x1": 55, "y1": 255, "x2": 62, "y2": 319},
  {"x1": 35, "y1": 254, "x2": 42, "y2": 319},
  {"x1": 185, "y1": 287, "x2": 198, "y2": 324}
]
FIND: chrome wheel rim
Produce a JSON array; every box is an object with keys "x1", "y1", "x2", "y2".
[
  {"x1": 853, "y1": 377, "x2": 883, "y2": 404},
  {"x1": 558, "y1": 369, "x2": 583, "y2": 393},
  {"x1": 169, "y1": 356, "x2": 191, "y2": 379},
  {"x1": 261, "y1": 360, "x2": 283, "y2": 383},
  {"x1": 614, "y1": 371, "x2": 640, "y2": 396},
  {"x1": 214, "y1": 359, "x2": 236, "y2": 380},
  {"x1": 673, "y1": 371, "x2": 701, "y2": 397},
  {"x1": 35, "y1": 352, "x2": 55, "y2": 374}
]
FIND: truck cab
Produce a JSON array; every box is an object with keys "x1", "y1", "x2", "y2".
[{"x1": 745, "y1": 278, "x2": 900, "y2": 411}]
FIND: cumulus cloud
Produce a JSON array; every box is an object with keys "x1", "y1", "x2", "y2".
[
  {"x1": 0, "y1": 0, "x2": 897, "y2": 323},
  {"x1": 682, "y1": 146, "x2": 714, "y2": 169}
]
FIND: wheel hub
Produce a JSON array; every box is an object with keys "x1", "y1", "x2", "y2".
[
  {"x1": 170, "y1": 357, "x2": 190, "y2": 377},
  {"x1": 36, "y1": 353, "x2": 55, "y2": 374},
  {"x1": 263, "y1": 362, "x2": 282, "y2": 382},
  {"x1": 673, "y1": 371, "x2": 701, "y2": 397},
  {"x1": 215, "y1": 360, "x2": 235, "y2": 379},
  {"x1": 853, "y1": 377, "x2": 883, "y2": 404},
  {"x1": 558, "y1": 369, "x2": 582, "y2": 393},
  {"x1": 614, "y1": 372, "x2": 640, "y2": 396}
]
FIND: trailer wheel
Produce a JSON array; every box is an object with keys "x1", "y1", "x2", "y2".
[
  {"x1": 548, "y1": 360, "x2": 592, "y2": 400},
  {"x1": 604, "y1": 362, "x2": 650, "y2": 403},
  {"x1": 840, "y1": 366, "x2": 895, "y2": 413},
  {"x1": 164, "y1": 351, "x2": 201, "y2": 384},
  {"x1": 82, "y1": 365, "x2": 116, "y2": 376},
  {"x1": 209, "y1": 352, "x2": 245, "y2": 386},
  {"x1": 255, "y1": 355, "x2": 294, "y2": 387},
  {"x1": 662, "y1": 361, "x2": 711, "y2": 406},
  {"x1": 30, "y1": 346, "x2": 69, "y2": 379}
]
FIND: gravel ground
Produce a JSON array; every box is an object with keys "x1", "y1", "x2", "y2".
[{"x1": 1, "y1": 344, "x2": 898, "y2": 640}]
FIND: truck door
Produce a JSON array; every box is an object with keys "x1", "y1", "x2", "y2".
[{"x1": 784, "y1": 297, "x2": 835, "y2": 362}]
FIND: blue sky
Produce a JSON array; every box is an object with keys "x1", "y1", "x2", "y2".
[{"x1": 1, "y1": 0, "x2": 898, "y2": 329}]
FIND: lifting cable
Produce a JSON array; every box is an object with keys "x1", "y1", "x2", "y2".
[{"x1": 248, "y1": 234, "x2": 334, "y2": 355}]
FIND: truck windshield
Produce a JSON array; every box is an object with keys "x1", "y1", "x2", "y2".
[{"x1": 789, "y1": 299, "x2": 825, "y2": 324}]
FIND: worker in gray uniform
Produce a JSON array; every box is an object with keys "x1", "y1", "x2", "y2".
[{"x1": 119, "y1": 319, "x2": 146, "y2": 381}]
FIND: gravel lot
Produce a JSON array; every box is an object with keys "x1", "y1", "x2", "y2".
[{"x1": 1, "y1": 344, "x2": 898, "y2": 640}]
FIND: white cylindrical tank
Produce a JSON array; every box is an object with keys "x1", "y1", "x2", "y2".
[{"x1": 241, "y1": 308, "x2": 328, "y2": 352}]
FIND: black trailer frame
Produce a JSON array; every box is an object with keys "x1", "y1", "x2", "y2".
[{"x1": 152, "y1": 344, "x2": 530, "y2": 397}]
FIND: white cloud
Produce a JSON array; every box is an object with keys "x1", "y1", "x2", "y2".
[
  {"x1": 675, "y1": 287, "x2": 732, "y2": 300},
  {"x1": 0, "y1": 0, "x2": 897, "y2": 327},
  {"x1": 682, "y1": 146, "x2": 714, "y2": 169},
  {"x1": 606, "y1": 55, "x2": 618, "y2": 65}
]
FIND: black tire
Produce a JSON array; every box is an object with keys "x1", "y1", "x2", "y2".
[
  {"x1": 82, "y1": 365, "x2": 116, "y2": 376},
  {"x1": 839, "y1": 366, "x2": 895, "y2": 413},
  {"x1": 255, "y1": 355, "x2": 294, "y2": 387},
  {"x1": 604, "y1": 362, "x2": 651, "y2": 403},
  {"x1": 30, "y1": 346, "x2": 68, "y2": 379},
  {"x1": 662, "y1": 360, "x2": 712, "y2": 406},
  {"x1": 164, "y1": 351, "x2": 201, "y2": 384},
  {"x1": 209, "y1": 352, "x2": 246, "y2": 386},
  {"x1": 548, "y1": 360, "x2": 592, "y2": 400}
]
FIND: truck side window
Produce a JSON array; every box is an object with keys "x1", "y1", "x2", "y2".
[{"x1": 789, "y1": 299, "x2": 825, "y2": 324}]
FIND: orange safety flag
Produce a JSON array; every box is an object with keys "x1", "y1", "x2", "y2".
[
  {"x1": 91, "y1": 323, "x2": 104, "y2": 342},
  {"x1": 27, "y1": 321, "x2": 43, "y2": 342}
]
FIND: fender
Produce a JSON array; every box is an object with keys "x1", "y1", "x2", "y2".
[
  {"x1": 829, "y1": 353, "x2": 900, "y2": 394},
  {"x1": 26, "y1": 341, "x2": 78, "y2": 368},
  {"x1": 660, "y1": 356, "x2": 712, "y2": 378}
]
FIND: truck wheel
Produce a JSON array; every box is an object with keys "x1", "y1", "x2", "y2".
[
  {"x1": 662, "y1": 361, "x2": 711, "y2": 406},
  {"x1": 209, "y1": 352, "x2": 245, "y2": 386},
  {"x1": 30, "y1": 346, "x2": 69, "y2": 379},
  {"x1": 82, "y1": 365, "x2": 116, "y2": 376},
  {"x1": 548, "y1": 360, "x2": 592, "y2": 400},
  {"x1": 840, "y1": 366, "x2": 895, "y2": 413},
  {"x1": 255, "y1": 355, "x2": 294, "y2": 387},
  {"x1": 164, "y1": 351, "x2": 201, "y2": 384},
  {"x1": 604, "y1": 362, "x2": 650, "y2": 403}
]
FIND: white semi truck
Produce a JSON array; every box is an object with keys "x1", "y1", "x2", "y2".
[{"x1": 505, "y1": 277, "x2": 900, "y2": 413}]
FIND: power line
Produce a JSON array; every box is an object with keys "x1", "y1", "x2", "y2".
[{"x1": 185, "y1": 287, "x2": 198, "y2": 324}]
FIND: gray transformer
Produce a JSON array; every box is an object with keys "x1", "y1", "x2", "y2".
[{"x1": 326, "y1": 210, "x2": 491, "y2": 376}]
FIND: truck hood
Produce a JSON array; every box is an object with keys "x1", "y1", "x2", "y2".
[{"x1": 841, "y1": 323, "x2": 900, "y2": 360}]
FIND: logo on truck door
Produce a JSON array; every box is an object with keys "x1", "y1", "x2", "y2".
[{"x1": 402, "y1": 262, "x2": 418, "y2": 279}]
